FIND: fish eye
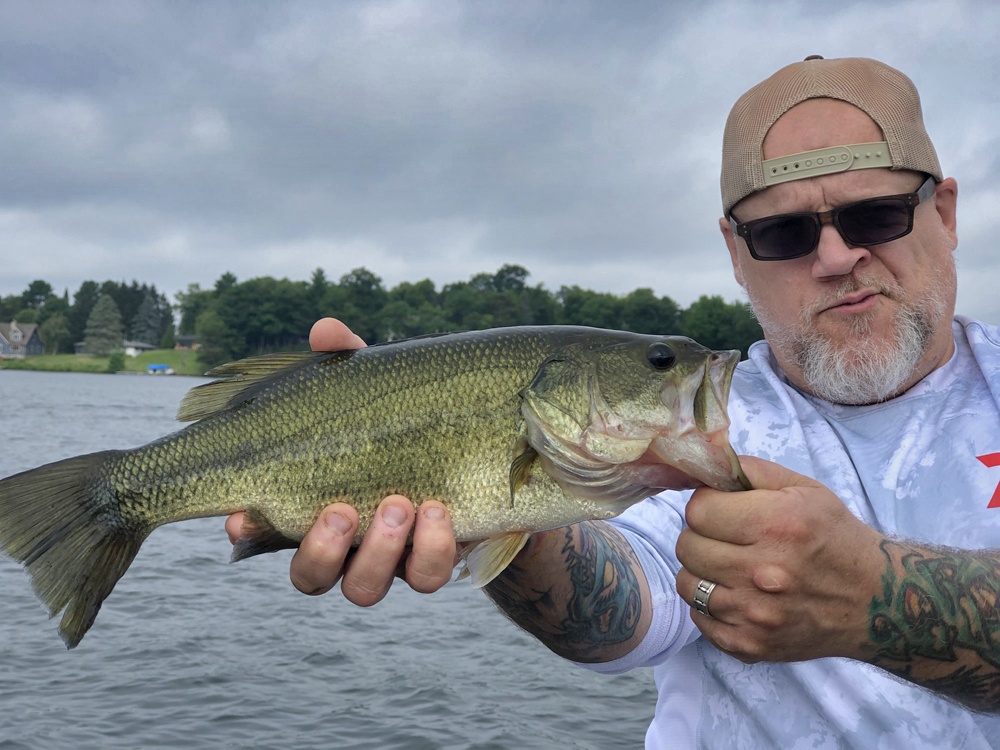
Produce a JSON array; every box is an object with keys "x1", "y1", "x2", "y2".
[{"x1": 646, "y1": 342, "x2": 676, "y2": 370}]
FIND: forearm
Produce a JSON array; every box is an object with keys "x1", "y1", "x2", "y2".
[
  {"x1": 866, "y1": 539, "x2": 1000, "y2": 712},
  {"x1": 484, "y1": 521, "x2": 652, "y2": 663}
]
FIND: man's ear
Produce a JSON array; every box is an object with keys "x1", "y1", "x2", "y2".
[
  {"x1": 719, "y1": 216, "x2": 745, "y2": 287},
  {"x1": 932, "y1": 177, "x2": 958, "y2": 249}
]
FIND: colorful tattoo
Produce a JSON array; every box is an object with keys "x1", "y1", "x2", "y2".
[
  {"x1": 868, "y1": 539, "x2": 1000, "y2": 710},
  {"x1": 484, "y1": 522, "x2": 642, "y2": 662}
]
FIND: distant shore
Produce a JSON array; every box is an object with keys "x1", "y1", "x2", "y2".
[{"x1": 0, "y1": 350, "x2": 206, "y2": 377}]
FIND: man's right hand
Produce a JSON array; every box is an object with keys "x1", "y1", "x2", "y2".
[{"x1": 223, "y1": 317, "x2": 461, "y2": 605}]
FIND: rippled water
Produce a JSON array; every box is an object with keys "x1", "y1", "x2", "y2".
[{"x1": 0, "y1": 370, "x2": 654, "y2": 749}]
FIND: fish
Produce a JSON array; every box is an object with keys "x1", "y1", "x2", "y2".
[{"x1": 0, "y1": 325, "x2": 749, "y2": 648}]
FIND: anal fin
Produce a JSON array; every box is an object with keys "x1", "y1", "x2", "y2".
[{"x1": 231, "y1": 509, "x2": 299, "y2": 562}]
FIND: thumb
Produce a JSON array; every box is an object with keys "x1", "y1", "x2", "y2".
[{"x1": 738, "y1": 455, "x2": 822, "y2": 492}]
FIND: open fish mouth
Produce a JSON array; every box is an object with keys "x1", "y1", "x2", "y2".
[{"x1": 646, "y1": 349, "x2": 749, "y2": 492}]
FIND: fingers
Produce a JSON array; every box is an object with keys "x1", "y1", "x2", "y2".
[
  {"x1": 289, "y1": 503, "x2": 360, "y2": 596},
  {"x1": 406, "y1": 501, "x2": 460, "y2": 593},
  {"x1": 684, "y1": 456, "x2": 824, "y2": 546},
  {"x1": 225, "y1": 512, "x2": 245, "y2": 544},
  {"x1": 248, "y1": 494, "x2": 458, "y2": 606},
  {"x1": 337, "y1": 496, "x2": 416, "y2": 606},
  {"x1": 309, "y1": 317, "x2": 367, "y2": 352},
  {"x1": 737, "y1": 455, "x2": 823, "y2": 492}
]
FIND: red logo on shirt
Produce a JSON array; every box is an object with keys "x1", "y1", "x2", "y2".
[{"x1": 977, "y1": 453, "x2": 1000, "y2": 508}]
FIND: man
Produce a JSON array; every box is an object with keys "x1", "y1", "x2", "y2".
[{"x1": 227, "y1": 57, "x2": 1000, "y2": 746}]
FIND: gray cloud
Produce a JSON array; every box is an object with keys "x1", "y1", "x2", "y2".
[{"x1": 1, "y1": 0, "x2": 998, "y2": 324}]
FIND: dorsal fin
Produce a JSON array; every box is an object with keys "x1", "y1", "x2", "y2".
[{"x1": 176, "y1": 350, "x2": 353, "y2": 422}]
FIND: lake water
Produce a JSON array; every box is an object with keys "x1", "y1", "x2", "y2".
[{"x1": 0, "y1": 370, "x2": 655, "y2": 749}]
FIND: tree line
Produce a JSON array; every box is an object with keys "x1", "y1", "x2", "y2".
[
  {"x1": 2, "y1": 265, "x2": 763, "y2": 369},
  {"x1": 0, "y1": 279, "x2": 174, "y2": 356}
]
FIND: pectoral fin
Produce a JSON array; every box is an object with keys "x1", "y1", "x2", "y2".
[
  {"x1": 459, "y1": 531, "x2": 531, "y2": 588},
  {"x1": 508, "y1": 440, "x2": 539, "y2": 508}
]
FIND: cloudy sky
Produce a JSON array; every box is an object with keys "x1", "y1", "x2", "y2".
[{"x1": 2, "y1": 0, "x2": 998, "y2": 323}]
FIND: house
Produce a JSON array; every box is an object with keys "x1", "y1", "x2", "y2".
[
  {"x1": 174, "y1": 334, "x2": 202, "y2": 351},
  {"x1": 123, "y1": 340, "x2": 157, "y2": 357},
  {"x1": 0, "y1": 321, "x2": 45, "y2": 358}
]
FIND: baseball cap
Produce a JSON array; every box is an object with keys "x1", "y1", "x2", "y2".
[{"x1": 721, "y1": 55, "x2": 943, "y2": 215}]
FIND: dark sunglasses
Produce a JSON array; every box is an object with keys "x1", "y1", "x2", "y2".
[{"x1": 730, "y1": 175, "x2": 937, "y2": 261}]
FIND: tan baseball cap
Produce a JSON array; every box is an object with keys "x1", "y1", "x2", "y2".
[{"x1": 721, "y1": 55, "x2": 943, "y2": 215}]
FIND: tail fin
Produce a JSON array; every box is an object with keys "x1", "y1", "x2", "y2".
[{"x1": 0, "y1": 451, "x2": 145, "y2": 648}]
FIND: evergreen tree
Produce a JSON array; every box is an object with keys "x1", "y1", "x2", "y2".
[
  {"x1": 69, "y1": 281, "x2": 101, "y2": 345},
  {"x1": 130, "y1": 294, "x2": 163, "y2": 345},
  {"x1": 83, "y1": 295, "x2": 124, "y2": 356}
]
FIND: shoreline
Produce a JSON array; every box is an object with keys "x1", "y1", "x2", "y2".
[{"x1": 0, "y1": 350, "x2": 206, "y2": 377}]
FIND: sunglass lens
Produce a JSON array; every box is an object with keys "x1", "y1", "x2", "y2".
[
  {"x1": 749, "y1": 215, "x2": 819, "y2": 259},
  {"x1": 837, "y1": 199, "x2": 912, "y2": 245}
]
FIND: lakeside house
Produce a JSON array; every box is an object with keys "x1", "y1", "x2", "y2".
[
  {"x1": 124, "y1": 340, "x2": 157, "y2": 357},
  {"x1": 0, "y1": 321, "x2": 45, "y2": 358}
]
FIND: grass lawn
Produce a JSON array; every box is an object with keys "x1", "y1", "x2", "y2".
[{"x1": 0, "y1": 349, "x2": 207, "y2": 376}]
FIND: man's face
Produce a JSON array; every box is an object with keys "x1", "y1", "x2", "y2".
[{"x1": 720, "y1": 99, "x2": 959, "y2": 404}]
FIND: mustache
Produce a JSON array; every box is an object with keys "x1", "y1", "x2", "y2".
[{"x1": 805, "y1": 274, "x2": 906, "y2": 318}]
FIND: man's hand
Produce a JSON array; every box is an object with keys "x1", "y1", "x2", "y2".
[
  {"x1": 675, "y1": 456, "x2": 884, "y2": 663},
  {"x1": 224, "y1": 317, "x2": 461, "y2": 604}
]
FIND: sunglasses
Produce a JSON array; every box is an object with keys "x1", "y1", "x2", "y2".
[{"x1": 730, "y1": 175, "x2": 937, "y2": 261}]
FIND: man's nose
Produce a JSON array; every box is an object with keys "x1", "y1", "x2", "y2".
[{"x1": 811, "y1": 223, "x2": 872, "y2": 278}]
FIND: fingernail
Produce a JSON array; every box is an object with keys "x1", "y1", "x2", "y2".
[
  {"x1": 423, "y1": 505, "x2": 445, "y2": 520},
  {"x1": 382, "y1": 505, "x2": 408, "y2": 529},
  {"x1": 325, "y1": 511, "x2": 352, "y2": 536}
]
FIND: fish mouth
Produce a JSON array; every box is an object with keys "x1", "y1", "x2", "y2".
[{"x1": 647, "y1": 349, "x2": 749, "y2": 492}]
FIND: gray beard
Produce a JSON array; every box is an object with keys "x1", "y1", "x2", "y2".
[
  {"x1": 790, "y1": 305, "x2": 934, "y2": 404},
  {"x1": 747, "y1": 275, "x2": 946, "y2": 405}
]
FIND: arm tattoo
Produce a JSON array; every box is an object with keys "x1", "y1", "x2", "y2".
[
  {"x1": 868, "y1": 539, "x2": 1000, "y2": 711},
  {"x1": 484, "y1": 522, "x2": 642, "y2": 663}
]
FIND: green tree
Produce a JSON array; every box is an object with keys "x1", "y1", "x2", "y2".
[
  {"x1": 441, "y1": 281, "x2": 497, "y2": 330},
  {"x1": 37, "y1": 291, "x2": 70, "y2": 327},
  {"x1": 107, "y1": 350, "x2": 126, "y2": 373},
  {"x1": 83, "y1": 295, "x2": 124, "y2": 356},
  {"x1": 0, "y1": 294, "x2": 18, "y2": 321},
  {"x1": 195, "y1": 308, "x2": 238, "y2": 370},
  {"x1": 11, "y1": 308, "x2": 37, "y2": 324},
  {"x1": 39, "y1": 314, "x2": 72, "y2": 355},
  {"x1": 215, "y1": 272, "x2": 238, "y2": 294},
  {"x1": 556, "y1": 286, "x2": 623, "y2": 329},
  {"x1": 621, "y1": 288, "x2": 682, "y2": 334},
  {"x1": 681, "y1": 295, "x2": 763, "y2": 356},
  {"x1": 69, "y1": 281, "x2": 101, "y2": 345},
  {"x1": 308, "y1": 268, "x2": 330, "y2": 321},
  {"x1": 130, "y1": 294, "x2": 164, "y2": 345},
  {"x1": 492, "y1": 264, "x2": 530, "y2": 293},
  {"x1": 20, "y1": 280, "x2": 55, "y2": 310},
  {"x1": 176, "y1": 283, "x2": 212, "y2": 335},
  {"x1": 323, "y1": 268, "x2": 388, "y2": 343},
  {"x1": 159, "y1": 326, "x2": 176, "y2": 349},
  {"x1": 216, "y1": 276, "x2": 311, "y2": 356}
]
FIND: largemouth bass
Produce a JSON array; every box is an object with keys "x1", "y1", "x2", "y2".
[{"x1": 0, "y1": 326, "x2": 749, "y2": 648}]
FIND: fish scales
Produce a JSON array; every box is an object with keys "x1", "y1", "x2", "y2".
[
  {"x1": 116, "y1": 329, "x2": 563, "y2": 539},
  {"x1": 0, "y1": 325, "x2": 749, "y2": 647}
]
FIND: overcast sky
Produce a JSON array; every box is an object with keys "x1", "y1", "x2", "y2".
[{"x1": 2, "y1": 0, "x2": 998, "y2": 323}]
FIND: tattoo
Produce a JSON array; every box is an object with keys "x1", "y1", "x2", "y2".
[
  {"x1": 868, "y1": 539, "x2": 1000, "y2": 710},
  {"x1": 484, "y1": 522, "x2": 642, "y2": 662}
]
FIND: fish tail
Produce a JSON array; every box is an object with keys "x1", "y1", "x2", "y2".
[{"x1": 0, "y1": 451, "x2": 146, "y2": 648}]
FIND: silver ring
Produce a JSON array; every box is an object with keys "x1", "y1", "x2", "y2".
[{"x1": 693, "y1": 578, "x2": 717, "y2": 617}]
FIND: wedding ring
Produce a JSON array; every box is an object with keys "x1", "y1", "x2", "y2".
[{"x1": 693, "y1": 578, "x2": 718, "y2": 617}]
